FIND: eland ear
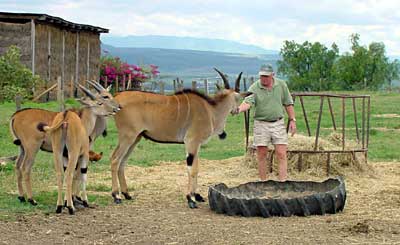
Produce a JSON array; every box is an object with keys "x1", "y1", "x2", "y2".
[
  {"x1": 76, "y1": 97, "x2": 95, "y2": 106},
  {"x1": 76, "y1": 97, "x2": 88, "y2": 106}
]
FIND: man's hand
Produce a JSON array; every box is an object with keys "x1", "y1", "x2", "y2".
[{"x1": 289, "y1": 120, "x2": 297, "y2": 136}]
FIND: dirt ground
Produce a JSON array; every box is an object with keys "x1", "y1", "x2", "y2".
[{"x1": 0, "y1": 157, "x2": 399, "y2": 245}]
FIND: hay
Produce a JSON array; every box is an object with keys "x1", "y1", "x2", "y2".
[{"x1": 244, "y1": 133, "x2": 375, "y2": 178}]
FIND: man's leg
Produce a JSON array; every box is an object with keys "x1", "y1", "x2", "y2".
[
  {"x1": 256, "y1": 146, "x2": 269, "y2": 181},
  {"x1": 274, "y1": 144, "x2": 287, "y2": 181}
]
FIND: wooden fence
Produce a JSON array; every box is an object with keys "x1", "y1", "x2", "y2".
[{"x1": 31, "y1": 75, "x2": 258, "y2": 110}]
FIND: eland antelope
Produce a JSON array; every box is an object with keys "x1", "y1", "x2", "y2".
[
  {"x1": 37, "y1": 93, "x2": 120, "y2": 214},
  {"x1": 9, "y1": 81, "x2": 118, "y2": 205},
  {"x1": 110, "y1": 68, "x2": 250, "y2": 208}
]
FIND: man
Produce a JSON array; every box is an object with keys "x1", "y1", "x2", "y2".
[{"x1": 236, "y1": 64, "x2": 296, "y2": 181}]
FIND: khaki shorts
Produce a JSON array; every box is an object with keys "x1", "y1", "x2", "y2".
[{"x1": 253, "y1": 119, "x2": 288, "y2": 146}]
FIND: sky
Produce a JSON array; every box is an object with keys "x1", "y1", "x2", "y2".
[{"x1": 1, "y1": 0, "x2": 400, "y2": 55}]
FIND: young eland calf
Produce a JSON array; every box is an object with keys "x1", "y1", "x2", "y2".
[
  {"x1": 110, "y1": 68, "x2": 251, "y2": 208},
  {"x1": 9, "y1": 81, "x2": 117, "y2": 205},
  {"x1": 37, "y1": 93, "x2": 120, "y2": 214}
]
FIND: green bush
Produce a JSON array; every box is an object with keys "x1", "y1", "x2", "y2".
[
  {"x1": 0, "y1": 45, "x2": 43, "y2": 102},
  {"x1": 0, "y1": 85, "x2": 29, "y2": 102}
]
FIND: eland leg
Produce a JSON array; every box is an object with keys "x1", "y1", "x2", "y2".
[
  {"x1": 16, "y1": 140, "x2": 41, "y2": 204},
  {"x1": 185, "y1": 144, "x2": 203, "y2": 208},
  {"x1": 78, "y1": 153, "x2": 89, "y2": 207},
  {"x1": 110, "y1": 133, "x2": 140, "y2": 204},
  {"x1": 15, "y1": 145, "x2": 25, "y2": 203},
  {"x1": 21, "y1": 149, "x2": 39, "y2": 206},
  {"x1": 119, "y1": 136, "x2": 142, "y2": 200},
  {"x1": 71, "y1": 161, "x2": 83, "y2": 207},
  {"x1": 53, "y1": 150, "x2": 65, "y2": 213},
  {"x1": 65, "y1": 154, "x2": 79, "y2": 215}
]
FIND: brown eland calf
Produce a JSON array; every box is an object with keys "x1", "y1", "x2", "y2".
[
  {"x1": 9, "y1": 81, "x2": 118, "y2": 205},
  {"x1": 37, "y1": 95, "x2": 120, "y2": 214},
  {"x1": 110, "y1": 68, "x2": 250, "y2": 208}
]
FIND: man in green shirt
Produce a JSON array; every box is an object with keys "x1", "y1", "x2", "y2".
[{"x1": 236, "y1": 64, "x2": 297, "y2": 181}]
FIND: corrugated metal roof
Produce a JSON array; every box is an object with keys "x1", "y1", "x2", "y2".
[{"x1": 0, "y1": 12, "x2": 109, "y2": 33}]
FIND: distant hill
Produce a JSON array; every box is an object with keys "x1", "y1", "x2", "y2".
[
  {"x1": 101, "y1": 44, "x2": 281, "y2": 79},
  {"x1": 101, "y1": 35, "x2": 279, "y2": 55}
]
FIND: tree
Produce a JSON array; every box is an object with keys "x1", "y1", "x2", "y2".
[
  {"x1": 334, "y1": 34, "x2": 396, "y2": 90},
  {"x1": 278, "y1": 40, "x2": 338, "y2": 91}
]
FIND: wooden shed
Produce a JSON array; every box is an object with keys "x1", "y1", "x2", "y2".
[{"x1": 0, "y1": 12, "x2": 108, "y2": 97}]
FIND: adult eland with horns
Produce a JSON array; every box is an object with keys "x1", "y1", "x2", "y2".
[{"x1": 110, "y1": 68, "x2": 251, "y2": 208}]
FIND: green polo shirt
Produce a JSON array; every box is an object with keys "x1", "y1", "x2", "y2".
[{"x1": 244, "y1": 78, "x2": 293, "y2": 121}]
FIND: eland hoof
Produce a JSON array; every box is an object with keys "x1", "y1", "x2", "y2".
[
  {"x1": 194, "y1": 193, "x2": 205, "y2": 202},
  {"x1": 67, "y1": 206, "x2": 75, "y2": 215},
  {"x1": 27, "y1": 198, "x2": 37, "y2": 206},
  {"x1": 18, "y1": 196, "x2": 26, "y2": 203},
  {"x1": 82, "y1": 200, "x2": 89, "y2": 208},
  {"x1": 56, "y1": 205, "x2": 63, "y2": 213},
  {"x1": 122, "y1": 192, "x2": 133, "y2": 200},
  {"x1": 112, "y1": 192, "x2": 122, "y2": 204}
]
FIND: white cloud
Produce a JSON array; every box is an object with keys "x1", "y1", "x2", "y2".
[{"x1": 1, "y1": 0, "x2": 400, "y2": 55}]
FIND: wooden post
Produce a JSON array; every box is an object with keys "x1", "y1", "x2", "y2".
[
  {"x1": 31, "y1": 19, "x2": 36, "y2": 76},
  {"x1": 192, "y1": 81, "x2": 197, "y2": 90},
  {"x1": 86, "y1": 40, "x2": 90, "y2": 81},
  {"x1": 178, "y1": 80, "x2": 184, "y2": 91},
  {"x1": 75, "y1": 32, "x2": 80, "y2": 88},
  {"x1": 204, "y1": 79, "x2": 208, "y2": 95},
  {"x1": 57, "y1": 77, "x2": 65, "y2": 111},
  {"x1": 62, "y1": 31, "x2": 65, "y2": 91},
  {"x1": 47, "y1": 30, "x2": 52, "y2": 97},
  {"x1": 122, "y1": 74, "x2": 126, "y2": 91},
  {"x1": 15, "y1": 95, "x2": 22, "y2": 111},
  {"x1": 115, "y1": 76, "x2": 119, "y2": 92},
  {"x1": 159, "y1": 82, "x2": 165, "y2": 95},
  {"x1": 69, "y1": 75, "x2": 74, "y2": 98},
  {"x1": 127, "y1": 74, "x2": 132, "y2": 89},
  {"x1": 30, "y1": 19, "x2": 36, "y2": 94},
  {"x1": 173, "y1": 79, "x2": 177, "y2": 92},
  {"x1": 243, "y1": 77, "x2": 247, "y2": 91}
]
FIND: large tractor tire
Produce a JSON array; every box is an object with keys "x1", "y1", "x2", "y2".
[{"x1": 208, "y1": 177, "x2": 346, "y2": 218}]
